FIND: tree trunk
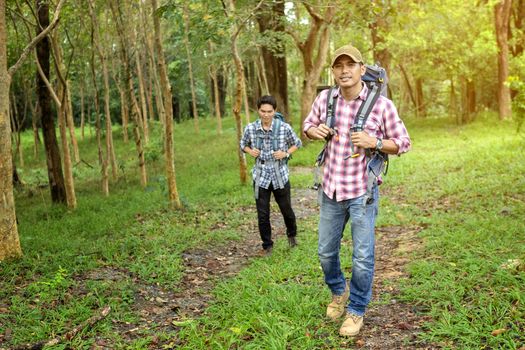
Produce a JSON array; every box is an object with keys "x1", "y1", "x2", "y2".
[
  {"x1": 80, "y1": 83, "x2": 85, "y2": 140},
  {"x1": 9, "y1": 91, "x2": 24, "y2": 168},
  {"x1": 30, "y1": 98, "x2": 40, "y2": 157},
  {"x1": 494, "y1": 0, "x2": 512, "y2": 120},
  {"x1": 111, "y1": 0, "x2": 147, "y2": 187},
  {"x1": 90, "y1": 52, "x2": 108, "y2": 195},
  {"x1": 65, "y1": 82, "x2": 79, "y2": 163},
  {"x1": 415, "y1": 78, "x2": 426, "y2": 118},
  {"x1": 256, "y1": 52, "x2": 269, "y2": 95},
  {"x1": 152, "y1": 0, "x2": 181, "y2": 208},
  {"x1": 56, "y1": 80, "x2": 77, "y2": 208},
  {"x1": 217, "y1": 66, "x2": 228, "y2": 117},
  {"x1": 36, "y1": 0, "x2": 66, "y2": 204},
  {"x1": 243, "y1": 76, "x2": 251, "y2": 124},
  {"x1": 208, "y1": 41, "x2": 222, "y2": 135},
  {"x1": 257, "y1": 1, "x2": 289, "y2": 119},
  {"x1": 449, "y1": 76, "x2": 459, "y2": 124},
  {"x1": 89, "y1": 2, "x2": 118, "y2": 181},
  {"x1": 467, "y1": 79, "x2": 476, "y2": 117},
  {"x1": 50, "y1": 38, "x2": 79, "y2": 163},
  {"x1": 0, "y1": 0, "x2": 22, "y2": 260},
  {"x1": 399, "y1": 64, "x2": 418, "y2": 117},
  {"x1": 183, "y1": 4, "x2": 199, "y2": 134},
  {"x1": 142, "y1": 13, "x2": 165, "y2": 126},
  {"x1": 135, "y1": 46, "x2": 149, "y2": 143},
  {"x1": 225, "y1": 0, "x2": 259, "y2": 184},
  {"x1": 118, "y1": 83, "x2": 130, "y2": 142},
  {"x1": 511, "y1": 0, "x2": 524, "y2": 56},
  {"x1": 290, "y1": 4, "x2": 335, "y2": 140},
  {"x1": 369, "y1": 3, "x2": 392, "y2": 75},
  {"x1": 50, "y1": 32, "x2": 77, "y2": 208}
]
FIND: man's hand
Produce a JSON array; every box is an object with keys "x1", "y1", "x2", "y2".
[
  {"x1": 350, "y1": 131, "x2": 377, "y2": 149},
  {"x1": 307, "y1": 124, "x2": 335, "y2": 140},
  {"x1": 247, "y1": 148, "x2": 261, "y2": 158},
  {"x1": 272, "y1": 150, "x2": 288, "y2": 160}
]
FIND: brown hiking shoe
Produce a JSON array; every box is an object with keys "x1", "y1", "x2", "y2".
[
  {"x1": 288, "y1": 236, "x2": 297, "y2": 248},
  {"x1": 326, "y1": 282, "x2": 349, "y2": 320},
  {"x1": 339, "y1": 313, "x2": 364, "y2": 336},
  {"x1": 258, "y1": 247, "x2": 272, "y2": 256}
]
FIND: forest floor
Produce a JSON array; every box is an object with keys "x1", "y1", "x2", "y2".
[{"x1": 83, "y1": 175, "x2": 439, "y2": 349}]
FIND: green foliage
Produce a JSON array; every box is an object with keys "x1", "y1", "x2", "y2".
[{"x1": 508, "y1": 76, "x2": 525, "y2": 131}]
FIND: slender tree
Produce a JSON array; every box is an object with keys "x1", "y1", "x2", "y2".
[
  {"x1": 183, "y1": 3, "x2": 200, "y2": 133},
  {"x1": 0, "y1": 4, "x2": 21, "y2": 258},
  {"x1": 208, "y1": 41, "x2": 222, "y2": 134},
  {"x1": 152, "y1": 0, "x2": 181, "y2": 208},
  {"x1": 495, "y1": 0, "x2": 512, "y2": 120},
  {"x1": 91, "y1": 2, "x2": 118, "y2": 179},
  {"x1": 223, "y1": 0, "x2": 264, "y2": 184},
  {"x1": 50, "y1": 33, "x2": 77, "y2": 208},
  {"x1": 36, "y1": 0, "x2": 67, "y2": 203}
]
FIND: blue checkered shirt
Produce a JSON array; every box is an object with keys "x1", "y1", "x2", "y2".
[{"x1": 240, "y1": 118, "x2": 302, "y2": 189}]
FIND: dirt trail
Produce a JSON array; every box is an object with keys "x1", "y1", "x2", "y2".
[{"x1": 87, "y1": 179, "x2": 438, "y2": 349}]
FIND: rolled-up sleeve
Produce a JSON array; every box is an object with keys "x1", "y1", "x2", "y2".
[
  {"x1": 239, "y1": 125, "x2": 252, "y2": 152},
  {"x1": 383, "y1": 101, "x2": 411, "y2": 155},
  {"x1": 286, "y1": 124, "x2": 302, "y2": 148}
]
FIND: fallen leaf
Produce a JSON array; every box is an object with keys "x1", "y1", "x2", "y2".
[
  {"x1": 172, "y1": 319, "x2": 193, "y2": 327},
  {"x1": 397, "y1": 322, "x2": 412, "y2": 330},
  {"x1": 230, "y1": 327, "x2": 242, "y2": 334},
  {"x1": 491, "y1": 328, "x2": 507, "y2": 336},
  {"x1": 356, "y1": 339, "x2": 365, "y2": 347}
]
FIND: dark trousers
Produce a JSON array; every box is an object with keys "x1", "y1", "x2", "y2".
[{"x1": 255, "y1": 181, "x2": 297, "y2": 249}]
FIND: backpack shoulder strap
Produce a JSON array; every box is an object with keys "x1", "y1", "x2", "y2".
[
  {"x1": 352, "y1": 82, "x2": 381, "y2": 131},
  {"x1": 272, "y1": 117, "x2": 282, "y2": 151},
  {"x1": 255, "y1": 122, "x2": 264, "y2": 150},
  {"x1": 325, "y1": 86, "x2": 338, "y2": 129}
]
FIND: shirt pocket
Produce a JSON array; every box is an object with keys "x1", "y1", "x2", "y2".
[{"x1": 365, "y1": 109, "x2": 383, "y2": 138}]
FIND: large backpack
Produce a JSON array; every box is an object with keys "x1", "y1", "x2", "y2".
[{"x1": 313, "y1": 64, "x2": 389, "y2": 205}]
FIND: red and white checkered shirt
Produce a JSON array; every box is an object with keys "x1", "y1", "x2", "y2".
[{"x1": 303, "y1": 84, "x2": 411, "y2": 201}]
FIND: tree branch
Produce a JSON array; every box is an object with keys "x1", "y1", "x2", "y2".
[
  {"x1": 12, "y1": 306, "x2": 111, "y2": 350},
  {"x1": 302, "y1": 2, "x2": 322, "y2": 22},
  {"x1": 8, "y1": 0, "x2": 66, "y2": 77},
  {"x1": 231, "y1": 0, "x2": 265, "y2": 41},
  {"x1": 34, "y1": 50, "x2": 61, "y2": 107}
]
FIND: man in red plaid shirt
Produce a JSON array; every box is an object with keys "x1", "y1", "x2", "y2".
[{"x1": 303, "y1": 44, "x2": 411, "y2": 336}]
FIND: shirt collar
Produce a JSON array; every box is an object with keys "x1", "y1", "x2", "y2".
[
  {"x1": 334, "y1": 82, "x2": 368, "y2": 101},
  {"x1": 256, "y1": 118, "x2": 276, "y2": 132}
]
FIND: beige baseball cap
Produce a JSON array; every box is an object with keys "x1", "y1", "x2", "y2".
[{"x1": 331, "y1": 44, "x2": 363, "y2": 67}]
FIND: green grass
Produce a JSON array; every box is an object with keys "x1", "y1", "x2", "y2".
[{"x1": 1, "y1": 112, "x2": 524, "y2": 349}]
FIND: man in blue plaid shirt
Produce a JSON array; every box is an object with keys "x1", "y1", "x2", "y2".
[{"x1": 240, "y1": 95, "x2": 302, "y2": 255}]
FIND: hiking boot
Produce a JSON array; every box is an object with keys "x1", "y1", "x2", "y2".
[
  {"x1": 259, "y1": 246, "x2": 272, "y2": 256},
  {"x1": 339, "y1": 312, "x2": 364, "y2": 336},
  {"x1": 288, "y1": 236, "x2": 297, "y2": 248},
  {"x1": 326, "y1": 282, "x2": 349, "y2": 320}
]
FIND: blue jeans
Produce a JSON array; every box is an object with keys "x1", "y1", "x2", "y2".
[{"x1": 318, "y1": 186, "x2": 379, "y2": 316}]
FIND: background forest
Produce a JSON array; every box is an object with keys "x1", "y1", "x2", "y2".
[{"x1": 1, "y1": 0, "x2": 524, "y2": 349}]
